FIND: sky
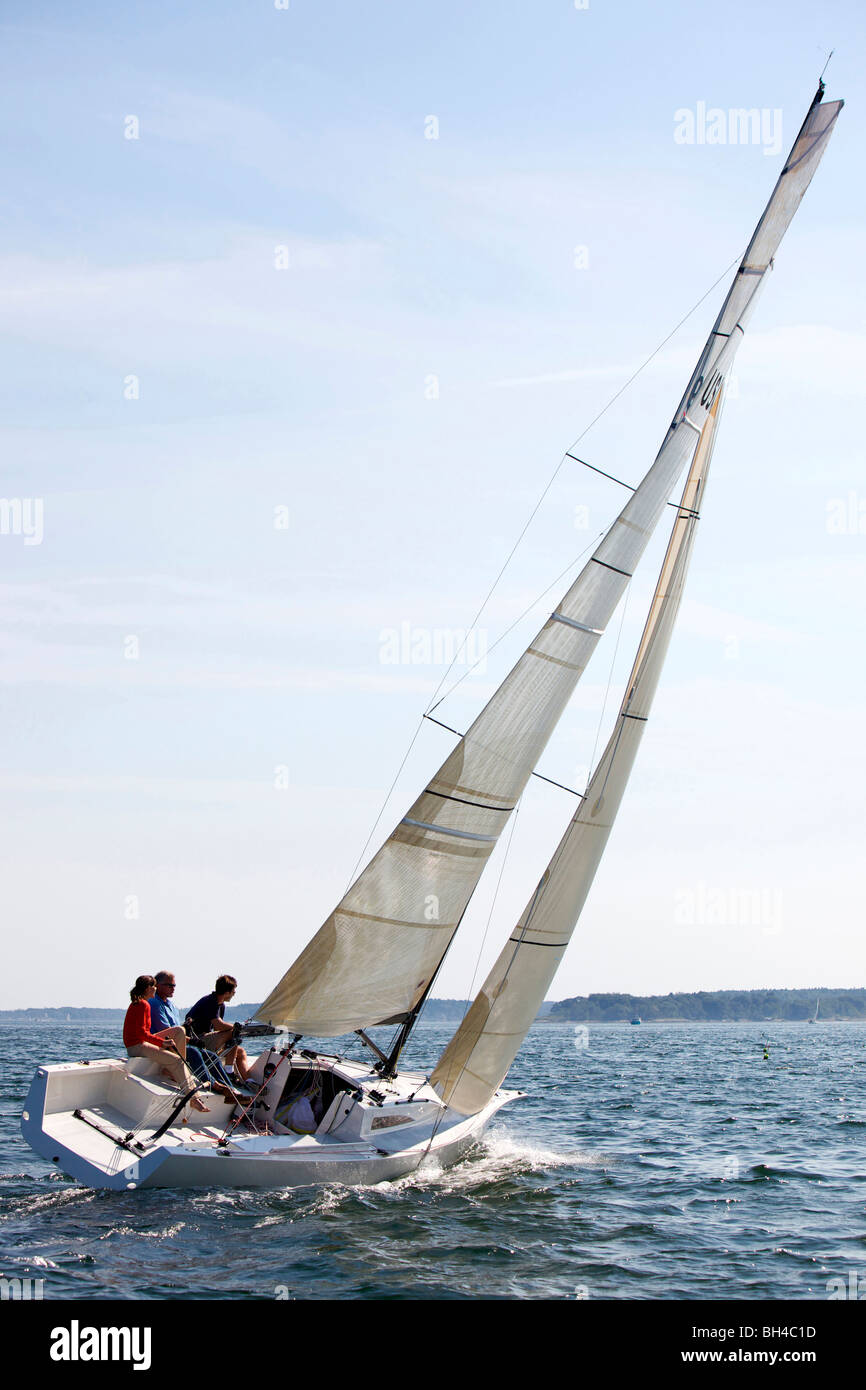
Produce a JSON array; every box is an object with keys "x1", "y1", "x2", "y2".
[{"x1": 0, "y1": 0, "x2": 864, "y2": 1011}]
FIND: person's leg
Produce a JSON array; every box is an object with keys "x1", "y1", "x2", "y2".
[
  {"x1": 192, "y1": 1047, "x2": 249, "y2": 1101},
  {"x1": 154, "y1": 1025, "x2": 188, "y2": 1060},
  {"x1": 199, "y1": 1030, "x2": 249, "y2": 1080},
  {"x1": 199, "y1": 1048, "x2": 237, "y2": 1089},
  {"x1": 214, "y1": 1042, "x2": 249, "y2": 1080},
  {"x1": 186, "y1": 1044, "x2": 206, "y2": 1079},
  {"x1": 127, "y1": 1042, "x2": 168, "y2": 1069},
  {"x1": 128, "y1": 1044, "x2": 209, "y2": 1111},
  {"x1": 165, "y1": 1051, "x2": 210, "y2": 1110}
]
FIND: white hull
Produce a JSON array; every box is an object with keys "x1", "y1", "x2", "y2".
[{"x1": 21, "y1": 1047, "x2": 520, "y2": 1191}]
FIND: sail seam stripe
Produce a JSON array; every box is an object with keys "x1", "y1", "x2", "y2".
[
  {"x1": 527, "y1": 647, "x2": 584, "y2": 672},
  {"x1": 590, "y1": 556, "x2": 633, "y2": 578},
  {"x1": 338, "y1": 907, "x2": 459, "y2": 929},
  {"x1": 431, "y1": 774, "x2": 523, "y2": 805},
  {"x1": 401, "y1": 817, "x2": 498, "y2": 843},
  {"x1": 621, "y1": 711, "x2": 648, "y2": 722},
  {"x1": 425, "y1": 789, "x2": 514, "y2": 814}
]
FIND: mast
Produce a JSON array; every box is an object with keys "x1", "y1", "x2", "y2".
[{"x1": 256, "y1": 82, "x2": 843, "y2": 1045}]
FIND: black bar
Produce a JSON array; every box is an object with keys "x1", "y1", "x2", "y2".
[{"x1": 565, "y1": 451, "x2": 636, "y2": 492}]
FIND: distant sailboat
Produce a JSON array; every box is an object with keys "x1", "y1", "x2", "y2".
[
  {"x1": 809, "y1": 996, "x2": 819, "y2": 1023},
  {"x1": 22, "y1": 80, "x2": 843, "y2": 1189}
]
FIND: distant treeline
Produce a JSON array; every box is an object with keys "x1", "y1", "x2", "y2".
[
  {"x1": 0, "y1": 1002, "x2": 473, "y2": 1024},
  {"x1": 0, "y1": 998, "x2": 550, "y2": 1025},
  {"x1": 548, "y1": 989, "x2": 866, "y2": 1022},
  {"x1": 0, "y1": 1004, "x2": 261, "y2": 1023}
]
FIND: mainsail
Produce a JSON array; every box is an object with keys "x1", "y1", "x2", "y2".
[
  {"x1": 431, "y1": 392, "x2": 722, "y2": 1114},
  {"x1": 257, "y1": 83, "x2": 842, "y2": 1040}
]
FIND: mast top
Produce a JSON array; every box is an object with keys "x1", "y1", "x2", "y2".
[{"x1": 815, "y1": 49, "x2": 835, "y2": 103}]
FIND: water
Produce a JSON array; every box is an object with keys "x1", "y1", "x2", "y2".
[{"x1": 2, "y1": 1019, "x2": 865, "y2": 1300}]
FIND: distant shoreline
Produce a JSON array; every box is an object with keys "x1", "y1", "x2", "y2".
[
  {"x1": 0, "y1": 999, "x2": 480, "y2": 1024},
  {"x1": 2, "y1": 989, "x2": 863, "y2": 1024},
  {"x1": 547, "y1": 987, "x2": 866, "y2": 1023}
]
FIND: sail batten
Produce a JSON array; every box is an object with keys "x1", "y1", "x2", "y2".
[{"x1": 257, "y1": 87, "x2": 843, "y2": 1042}]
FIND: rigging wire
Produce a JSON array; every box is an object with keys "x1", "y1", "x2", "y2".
[
  {"x1": 411, "y1": 801, "x2": 525, "y2": 1172},
  {"x1": 421, "y1": 250, "x2": 743, "y2": 716},
  {"x1": 345, "y1": 528, "x2": 603, "y2": 889},
  {"x1": 344, "y1": 717, "x2": 425, "y2": 892},
  {"x1": 585, "y1": 577, "x2": 632, "y2": 789},
  {"x1": 460, "y1": 799, "x2": 523, "y2": 1009},
  {"x1": 427, "y1": 528, "x2": 605, "y2": 714},
  {"x1": 344, "y1": 251, "x2": 742, "y2": 894}
]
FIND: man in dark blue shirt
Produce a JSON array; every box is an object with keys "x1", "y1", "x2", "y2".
[
  {"x1": 186, "y1": 974, "x2": 251, "y2": 1083},
  {"x1": 152, "y1": 971, "x2": 240, "y2": 1093}
]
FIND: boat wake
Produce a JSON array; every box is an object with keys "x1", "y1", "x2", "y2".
[
  {"x1": 431, "y1": 1128, "x2": 608, "y2": 1187},
  {"x1": 299, "y1": 1126, "x2": 605, "y2": 1214}
]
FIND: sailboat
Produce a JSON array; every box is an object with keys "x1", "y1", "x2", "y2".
[{"x1": 22, "y1": 81, "x2": 842, "y2": 1190}]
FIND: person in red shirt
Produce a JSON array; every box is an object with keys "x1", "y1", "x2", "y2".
[{"x1": 123, "y1": 975, "x2": 209, "y2": 1113}]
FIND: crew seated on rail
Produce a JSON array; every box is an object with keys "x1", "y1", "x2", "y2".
[
  {"x1": 186, "y1": 974, "x2": 251, "y2": 1083},
  {"x1": 150, "y1": 970, "x2": 240, "y2": 1099}
]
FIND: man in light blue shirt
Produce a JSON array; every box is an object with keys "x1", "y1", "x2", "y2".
[{"x1": 152, "y1": 971, "x2": 238, "y2": 1093}]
